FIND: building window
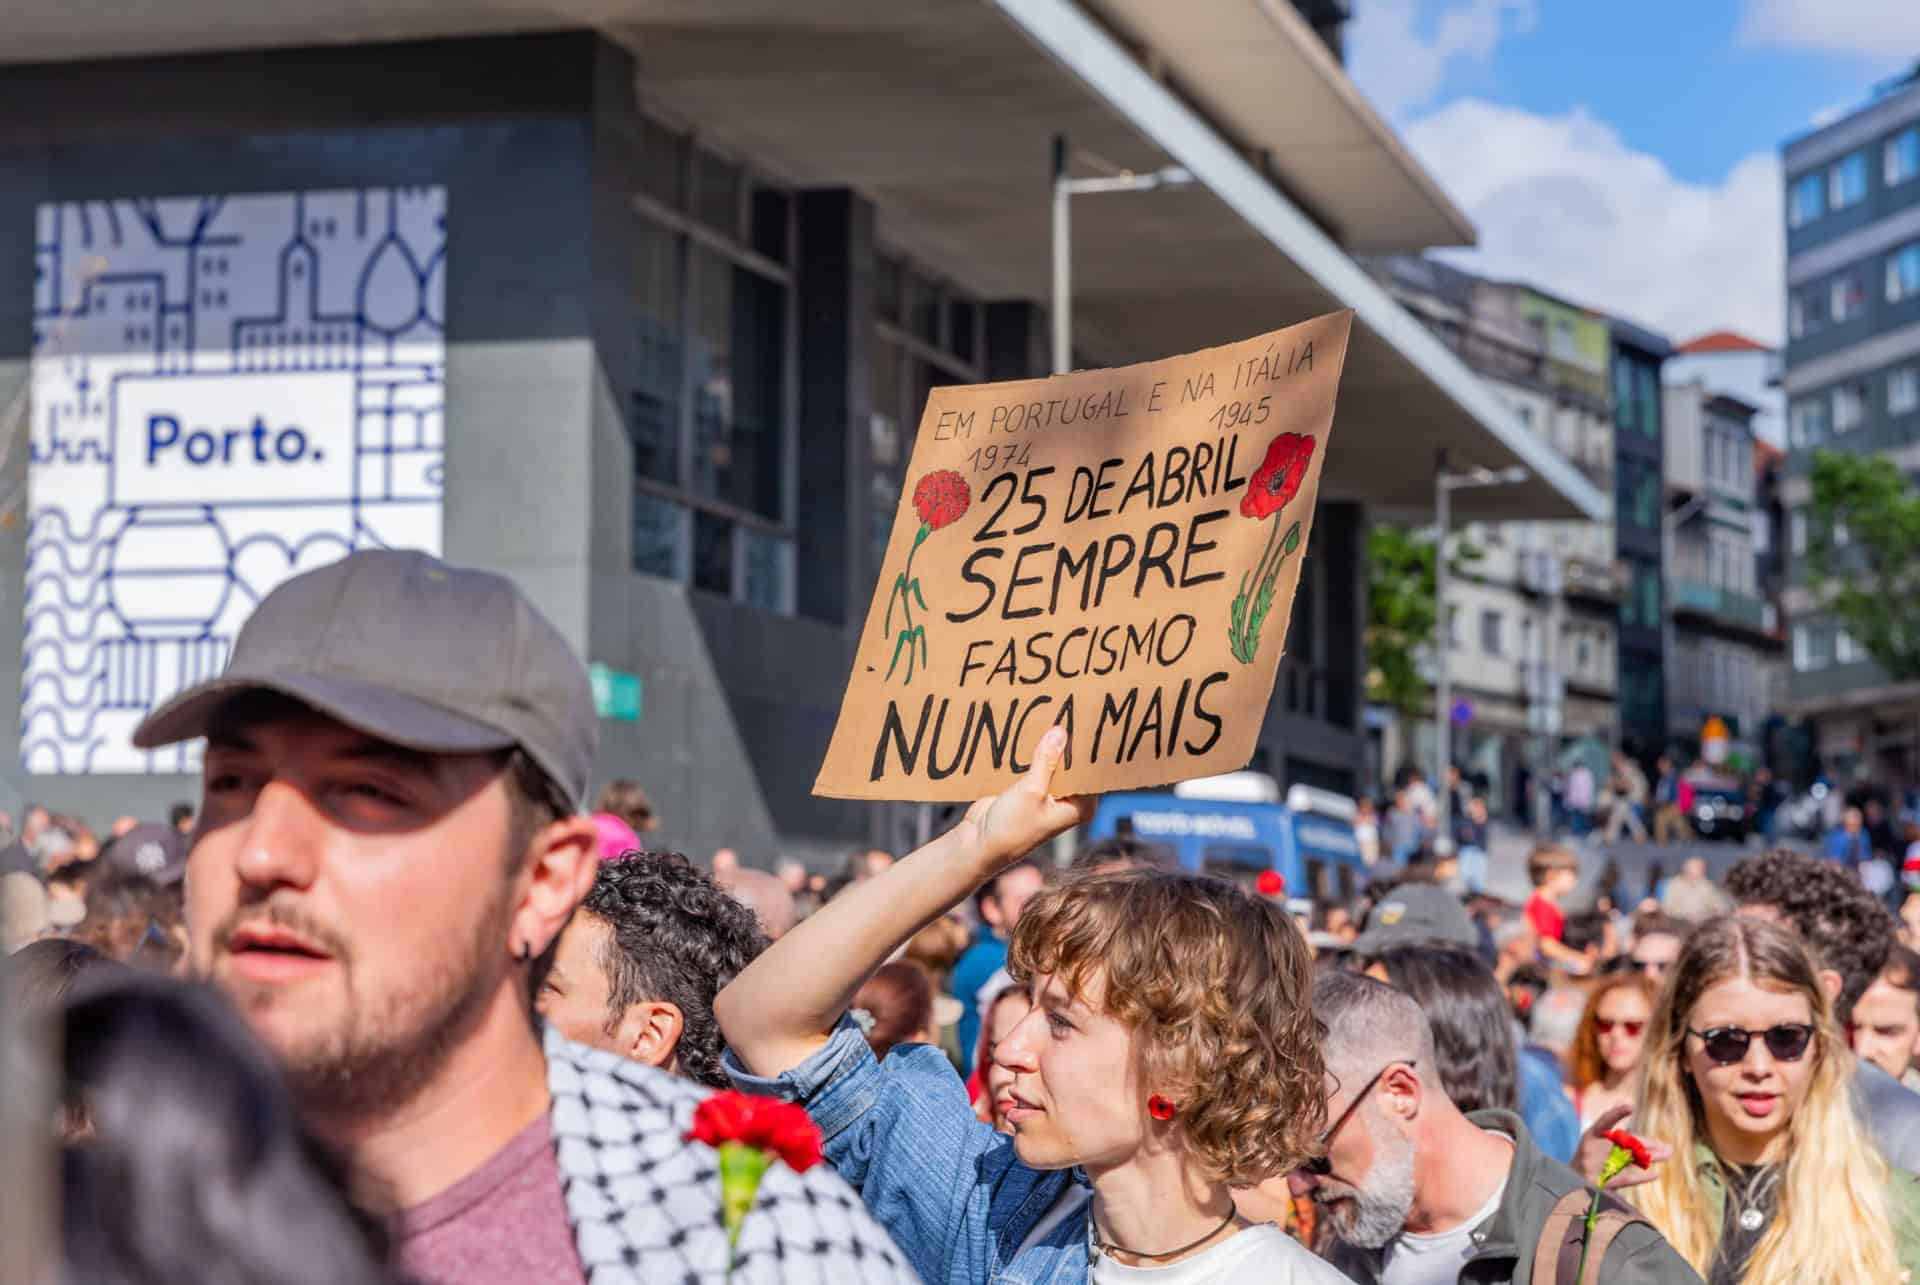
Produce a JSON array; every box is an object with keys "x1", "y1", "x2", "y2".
[
  {"x1": 1889, "y1": 243, "x2": 1920, "y2": 303},
  {"x1": 1480, "y1": 610, "x2": 1503, "y2": 656},
  {"x1": 1830, "y1": 152, "x2": 1869, "y2": 211},
  {"x1": 1790, "y1": 284, "x2": 1832, "y2": 338},
  {"x1": 1837, "y1": 629, "x2": 1863, "y2": 665},
  {"x1": 1446, "y1": 604, "x2": 1460, "y2": 649},
  {"x1": 1790, "y1": 508, "x2": 1808, "y2": 555},
  {"x1": 1789, "y1": 171, "x2": 1826, "y2": 228},
  {"x1": 1834, "y1": 383, "x2": 1866, "y2": 432},
  {"x1": 1832, "y1": 272, "x2": 1867, "y2": 323},
  {"x1": 1789, "y1": 397, "x2": 1830, "y2": 447},
  {"x1": 1891, "y1": 366, "x2": 1920, "y2": 416},
  {"x1": 1889, "y1": 126, "x2": 1920, "y2": 187},
  {"x1": 1752, "y1": 506, "x2": 1771, "y2": 554},
  {"x1": 626, "y1": 120, "x2": 797, "y2": 613}
]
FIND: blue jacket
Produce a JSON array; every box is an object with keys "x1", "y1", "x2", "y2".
[
  {"x1": 951, "y1": 931, "x2": 1009, "y2": 1065},
  {"x1": 1826, "y1": 828, "x2": 1872, "y2": 866},
  {"x1": 728, "y1": 1019, "x2": 1091, "y2": 1284},
  {"x1": 1516, "y1": 1045, "x2": 1580, "y2": 1164}
]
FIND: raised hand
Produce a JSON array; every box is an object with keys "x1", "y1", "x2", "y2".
[
  {"x1": 1574, "y1": 1103, "x2": 1672, "y2": 1190},
  {"x1": 955, "y1": 727, "x2": 1094, "y2": 876}
]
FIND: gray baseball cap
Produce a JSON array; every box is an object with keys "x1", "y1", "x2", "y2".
[
  {"x1": 1349, "y1": 882, "x2": 1481, "y2": 956},
  {"x1": 132, "y1": 550, "x2": 596, "y2": 808}
]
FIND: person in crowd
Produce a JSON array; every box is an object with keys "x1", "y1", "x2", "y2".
[
  {"x1": 904, "y1": 913, "x2": 971, "y2": 1068},
  {"x1": 594, "y1": 778, "x2": 660, "y2": 838},
  {"x1": 1490, "y1": 911, "x2": 1539, "y2": 986},
  {"x1": 1295, "y1": 969, "x2": 1698, "y2": 1283},
  {"x1": 775, "y1": 856, "x2": 809, "y2": 898},
  {"x1": 1567, "y1": 973, "x2": 1658, "y2": 1129},
  {"x1": 72, "y1": 871, "x2": 183, "y2": 968},
  {"x1": 1853, "y1": 945, "x2": 1920, "y2": 1092},
  {"x1": 1384, "y1": 784, "x2": 1424, "y2": 866},
  {"x1": 42, "y1": 863, "x2": 89, "y2": 934},
  {"x1": 1403, "y1": 767, "x2": 1438, "y2": 832},
  {"x1": 589, "y1": 810, "x2": 640, "y2": 863},
  {"x1": 7, "y1": 938, "x2": 110, "y2": 1024},
  {"x1": 844, "y1": 847, "x2": 896, "y2": 882},
  {"x1": 850, "y1": 960, "x2": 938, "y2": 1062},
  {"x1": 131, "y1": 550, "x2": 913, "y2": 1283},
  {"x1": 710, "y1": 847, "x2": 740, "y2": 882},
  {"x1": 1744, "y1": 768, "x2": 1781, "y2": 847},
  {"x1": 718, "y1": 731, "x2": 1350, "y2": 1284},
  {"x1": 1364, "y1": 943, "x2": 1581, "y2": 1164},
  {"x1": 1565, "y1": 759, "x2": 1597, "y2": 838},
  {"x1": 1525, "y1": 845, "x2": 1590, "y2": 973},
  {"x1": 1604, "y1": 752, "x2": 1651, "y2": 843},
  {"x1": 1869, "y1": 798, "x2": 1901, "y2": 858},
  {"x1": 968, "y1": 982, "x2": 1032, "y2": 1132},
  {"x1": 1318, "y1": 901, "x2": 1359, "y2": 945},
  {"x1": 1724, "y1": 849, "x2": 1920, "y2": 1175},
  {"x1": 536, "y1": 850, "x2": 765, "y2": 1088},
  {"x1": 723, "y1": 866, "x2": 798, "y2": 941},
  {"x1": 950, "y1": 857, "x2": 1046, "y2": 1064},
  {"x1": 1652, "y1": 756, "x2": 1687, "y2": 844},
  {"x1": 1348, "y1": 880, "x2": 1483, "y2": 959},
  {"x1": 3, "y1": 870, "x2": 51, "y2": 951},
  {"x1": 1353, "y1": 796, "x2": 1381, "y2": 868},
  {"x1": 1825, "y1": 806, "x2": 1872, "y2": 869},
  {"x1": 1528, "y1": 984, "x2": 1589, "y2": 1075},
  {"x1": 56, "y1": 971, "x2": 403, "y2": 1285},
  {"x1": 1066, "y1": 832, "x2": 1167, "y2": 875},
  {"x1": 1631, "y1": 915, "x2": 1688, "y2": 984},
  {"x1": 167, "y1": 802, "x2": 196, "y2": 836},
  {"x1": 1452, "y1": 795, "x2": 1492, "y2": 896},
  {"x1": 1660, "y1": 856, "x2": 1730, "y2": 924},
  {"x1": 1628, "y1": 914, "x2": 1920, "y2": 1282}
]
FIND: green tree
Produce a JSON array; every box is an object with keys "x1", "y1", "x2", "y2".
[
  {"x1": 1807, "y1": 449, "x2": 1920, "y2": 680},
  {"x1": 1365, "y1": 526, "x2": 1482, "y2": 717}
]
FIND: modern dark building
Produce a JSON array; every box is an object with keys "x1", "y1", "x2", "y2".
[
  {"x1": 0, "y1": 2, "x2": 1600, "y2": 863},
  {"x1": 1780, "y1": 64, "x2": 1920, "y2": 784},
  {"x1": 1609, "y1": 319, "x2": 1672, "y2": 763}
]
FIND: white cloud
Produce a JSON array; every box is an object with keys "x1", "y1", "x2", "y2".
[
  {"x1": 1741, "y1": 0, "x2": 1920, "y2": 68},
  {"x1": 1402, "y1": 100, "x2": 1784, "y2": 347},
  {"x1": 1347, "y1": 0, "x2": 1536, "y2": 119}
]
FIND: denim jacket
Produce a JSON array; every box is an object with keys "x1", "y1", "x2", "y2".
[{"x1": 727, "y1": 1018, "x2": 1093, "y2": 1284}]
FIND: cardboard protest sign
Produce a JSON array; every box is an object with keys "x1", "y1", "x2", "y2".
[{"x1": 816, "y1": 310, "x2": 1353, "y2": 801}]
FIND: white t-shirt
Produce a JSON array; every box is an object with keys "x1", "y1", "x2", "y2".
[
  {"x1": 1015, "y1": 1188, "x2": 1355, "y2": 1284},
  {"x1": 1377, "y1": 1174, "x2": 1507, "y2": 1285}
]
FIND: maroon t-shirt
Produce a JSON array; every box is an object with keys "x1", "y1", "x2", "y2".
[{"x1": 391, "y1": 1114, "x2": 585, "y2": 1285}]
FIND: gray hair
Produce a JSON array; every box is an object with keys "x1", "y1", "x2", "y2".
[
  {"x1": 1527, "y1": 984, "x2": 1587, "y2": 1054},
  {"x1": 1312, "y1": 968, "x2": 1437, "y2": 1092}
]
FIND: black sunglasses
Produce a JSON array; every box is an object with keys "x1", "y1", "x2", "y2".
[
  {"x1": 1302, "y1": 1060, "x2": 1412, "y2": 1176},
  {"x1": 1687, "y1": 1023, "x2": 1815, "y2": 1066}
]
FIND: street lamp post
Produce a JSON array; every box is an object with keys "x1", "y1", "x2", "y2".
[
  {"x1": 1051, "y1": 134, "x2": 1193, "y2": 375},
  {"x1": 1433, "y1": 452, "x2": 1529, "y2": 841}
]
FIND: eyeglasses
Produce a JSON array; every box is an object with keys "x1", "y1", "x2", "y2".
[
  {"x1": 1302, "y1": 1060, "x2": 1412, "y2": 1177},
  {"x1": 1687, "y1": 1023, "x2": 1815, "y2": 1066},
  {"x1": 1595, "y1": 1019, "x2": 1645, "y2": 1037}
]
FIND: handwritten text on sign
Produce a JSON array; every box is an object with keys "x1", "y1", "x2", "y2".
[{"x1": 815, "y1": 311, "x2": 1353, "y2": 801}]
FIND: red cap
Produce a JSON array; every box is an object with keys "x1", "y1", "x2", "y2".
[{"x1": 1256, "y1": 870, "x2": 1285, "y2": 897}]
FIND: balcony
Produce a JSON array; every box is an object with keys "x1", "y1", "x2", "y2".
[
  {"x1": 1563, "y1": 557, "x2": 1628, "y2": 605},
  {"x1": 1669, "y1": 579, "x2": 1769, "y2": 635}
]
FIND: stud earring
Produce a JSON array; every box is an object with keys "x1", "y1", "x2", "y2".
[{"x1": 1147, "y1": 1095, "x2": 1178, "y2": 1121}]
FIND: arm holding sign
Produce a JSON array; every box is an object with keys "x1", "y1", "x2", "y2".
[{"x1": 719, "y1": 727, "x2": 1090, "y2": 1077}]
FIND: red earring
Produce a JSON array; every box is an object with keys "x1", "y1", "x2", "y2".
[{"x1": 1147, "y1": 1095, "x2": 1177, "y2": 1121}]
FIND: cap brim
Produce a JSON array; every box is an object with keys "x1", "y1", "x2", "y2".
[{"x1": 132, "y1": 671, "x2": 516, "y2": 758}]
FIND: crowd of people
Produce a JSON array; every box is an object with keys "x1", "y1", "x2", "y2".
[{"x1": 6, "y1": 548, "x2": 1920, "y2": 1284}]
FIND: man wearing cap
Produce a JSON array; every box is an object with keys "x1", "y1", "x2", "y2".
[
  {"x1": 1349, "y1": 882, "x2": 1483, "y2": 957},
  {"x1": 137, "y1": 550, "x2": 914, "y2": 1284}
]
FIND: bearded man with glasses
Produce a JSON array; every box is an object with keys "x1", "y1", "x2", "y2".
[{"x1": 1294, "y1": 970, "x2": 1698, "y2": 1285}]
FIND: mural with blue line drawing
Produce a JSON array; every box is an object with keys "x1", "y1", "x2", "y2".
[{"x1": 27, "y1": 187, "x2": 446, "y2": 774}]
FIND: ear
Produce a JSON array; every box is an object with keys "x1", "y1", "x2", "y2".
[
  {"x1": 1819, "y1": 968, "x2": 1844, "y2": 1005},
  {"x1": 510, "y1": 815, "x2": 600, "y2": 961},
  {"x1": 625, "y1": 999, "x2": 685, "y2": 1071},
  {"x1": 1379, "y1": 1061, "x2": 1424, "y2": 1123}
]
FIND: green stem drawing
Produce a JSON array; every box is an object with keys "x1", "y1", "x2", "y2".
[
  {"x1": 1228, "y1": 519, "x2": 1301, "y2": 664},
  {"x1": 885, "y1": 524, "x2": 931, "y2": 681}
]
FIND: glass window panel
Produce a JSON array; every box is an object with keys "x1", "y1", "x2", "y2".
[
  {"x1": 1891, "y1": 127, "x2": 1920, "y2": 187},
  {"x1": 629, "y1": 215, "x2": 683, "y2": 486},
  {"x1": 1830, "y1": 153, "x2": 1868, "y2": 210},
  {"x1": 907, "y1": 272, "x2": 941, "y2": 346},
  {"x1": 638, "y1": 115, "x2": 688, "y2": 211},
  {"x1": 692, "y1": 509, "x2": 733, "y2": 595},
  {"x1": 1890, "y1": 244, "x2": 1920, "y2": 303},
  {"x1": 1635, "y1": 363, "x2": 1659, "y2": 437},
  {"x1": 689, "y1": 246, "x2": 786, "y2": 520},
  {"x1": 1789, "y1": 171, "x2": 1825, "y2": 227},
  {"x1": 738, "y1": 527, "x2": 793, "y2": 612},
  {"x1": 749, "y1": 185, "x2": 789, "y2": 264},
  {"x1": 870, "y1": 341, "x2": 905, "y2": 573},
  {"x1": 693, "y1": 146, "x2": 743, "y2": 237},
  {"x1": 633, "y1": 492, "x2": 690, "y2": 580},
  {"x1": 949, "y1": 299, "x2": 978, "y2": 365},
  {"x1": 1891, "y1": 366, "x2": 1920, "y2": 416}
]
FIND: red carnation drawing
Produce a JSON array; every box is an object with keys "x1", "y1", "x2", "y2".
[
  {"x1": 1228, "y1": 432, "x2": 1315, "y2": 664},
  {"x1": 885, "y1": 469, "x2": 971, "y2": 682}
]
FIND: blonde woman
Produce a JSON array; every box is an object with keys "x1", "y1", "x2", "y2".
[{"x1": 1631, "y1": 914, "x2": 1920, "y2": 1283}]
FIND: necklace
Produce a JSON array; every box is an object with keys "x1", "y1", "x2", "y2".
[
  {"x1": 1087, "y1": 1207, "x2": 1239, "y2": 1263},
  {"x1": 1728, "y1": 1165, "x2": 1778, "y2": 1234}
]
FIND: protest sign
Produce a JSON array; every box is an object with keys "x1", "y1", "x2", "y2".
[{"x1": 816, "y1": 310, "x2": 1352, "y2": 801}]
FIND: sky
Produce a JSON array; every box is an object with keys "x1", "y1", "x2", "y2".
[{"x1": 1345, "y1": 0, "x2": 1920, "y2": 347}]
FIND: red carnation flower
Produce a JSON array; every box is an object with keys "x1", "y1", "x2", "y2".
[
  {"x1": 687, "y1": 1091, "x2": 824, "y2": 1174},
  {"x1": 1256, "y1": 870, "x2": 1285, "y2": 897},
  {"x1": 913, "y1": 469, "x2": 972, "y2": 531},
  {"x1": 1240, "y1": 432, "x2": 1315, "y2": 520},
  {"x1": 1601, "y1": 1128, "x2": 1652, "y2": 1171}
]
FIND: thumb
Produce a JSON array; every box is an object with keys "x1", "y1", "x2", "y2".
[
  {"x1": 1022, "y1": 726, "x2": 1069, "y2": 797},
  {"x1": 1591, "y1": 1103, "x2": 1632, "y2": 1133}
]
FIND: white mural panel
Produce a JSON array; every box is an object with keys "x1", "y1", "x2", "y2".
[{"x1": 26, "y1": 187, "x2": 447, "y2": 773}]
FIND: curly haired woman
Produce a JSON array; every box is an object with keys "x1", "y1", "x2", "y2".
[{"x1": 716, "y1": 729, "x2": 1348, "y2": 1283}]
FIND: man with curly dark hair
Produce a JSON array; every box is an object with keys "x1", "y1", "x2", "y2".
[
  {"x1": 1726, "y1": 848, "x2": 1920, "y2": 1173},
  {"x1": 537, "y1": 851, "x2": 766, "y2": 1088}
]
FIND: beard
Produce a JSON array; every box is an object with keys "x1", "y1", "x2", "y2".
[
  {"x1": 205, "y1": 886, "x2": 515, "y2": 1122},
  {"x1": 1314, "y1": 1112, "x2": 1417, "y2": 1250}
]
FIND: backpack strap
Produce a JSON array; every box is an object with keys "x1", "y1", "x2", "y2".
[{"x1": 1531, "y1": 1188, "x2": 1650, "y2": 1285}]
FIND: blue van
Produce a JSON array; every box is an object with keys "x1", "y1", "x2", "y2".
[{"x1": 1086, "y1": 790, "x2": 1369, "y2": 903}]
